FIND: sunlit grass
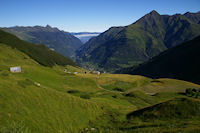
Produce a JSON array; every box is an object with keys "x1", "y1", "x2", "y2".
[{"x1": 0, "y1": 43, "x2": 200, "y2": 132}]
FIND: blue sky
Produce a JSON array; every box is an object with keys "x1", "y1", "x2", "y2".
[{"x1": 0, "y1": 0, "x2": 199, "y2": 32}]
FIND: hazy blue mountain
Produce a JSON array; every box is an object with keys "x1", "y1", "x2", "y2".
[{"x1": 2, "y1": 25, "x2": 83, "y2": 59}]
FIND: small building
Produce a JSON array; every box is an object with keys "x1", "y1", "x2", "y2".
[
  {"x1": 74, "y1": 72, "x2": 78, "y2": 74},
  {"x1": 10, "y1": 66, "x2": 21, "y2": 73},
  {"x1": 92, "y1": 71, "x2": 100, "y2": 75},
  {"x1": 50, "y1": 48, "x2": 55, "y2": 51}
]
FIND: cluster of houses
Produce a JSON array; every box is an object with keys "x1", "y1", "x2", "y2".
[
  {"x1": 64, "y1": 69, "x2": 101, "y2": 75},
  {"x1": 9, "y1": 66, "x2": 102, "y2": 76},
  {"x1": 9, "y1": 65, "x2": 104, "y2": 76},
  {"x1": 64, "y1": 69, "x2": 79, "y2": 74}
]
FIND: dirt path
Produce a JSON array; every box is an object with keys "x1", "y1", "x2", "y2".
[{"x1": 96, "y1": 82, "x2": 124, "y2": 94}]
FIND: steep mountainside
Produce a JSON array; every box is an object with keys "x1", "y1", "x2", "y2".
[
  {"x1": 76, "y1": 11, "x2": 200, "y2": 72},
  {"x1": 0, "y1": 29, "x2": 76, "y2": 67},
  {"x1": 72, "y1": 32, "x2": 100, "y2": 43},
  {"x1": 117, "y1": 36, "x2": 200, "y2": 84},
  {"x1": 2, "y1": 25, "x2": 83, "y2": 58}
]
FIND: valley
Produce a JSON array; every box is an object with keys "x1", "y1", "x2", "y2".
[{"x1": 0, "y1": 2, "x2": 200, "y2": 132}]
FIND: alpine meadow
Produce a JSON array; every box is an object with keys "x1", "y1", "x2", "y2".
[{"x1": 0, "y1": 0, "x2": 200, "y2": 133}]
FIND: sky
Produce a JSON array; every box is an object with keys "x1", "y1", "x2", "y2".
[{"x1": 0, "y1": 0, "x2": 200, "y2": 32}]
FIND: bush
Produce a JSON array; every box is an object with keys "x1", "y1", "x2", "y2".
[
  {"x1": 67, "y1": 90, "x2": 80, "y2": 94},
  {"x1": 186, "y1": 88, "x2": 193, "y2": 96},
  {"x1": 113, "y1": 87, "x2": 123, "y2": 92},
  {"x1": 80, "y1": 94, "x2": 91, "y2": 99},
  {"x1": 185, "y1": 88, "x2": 200, "y2": 98},
  {"x1": 112, "y1": 95, "x2": 117, "y2": 98}
]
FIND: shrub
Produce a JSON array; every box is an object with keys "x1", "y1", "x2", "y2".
[
  {"x1": 113, "y1": 87, "x2": 123, "y2": 92},
  {"x1": 185, "y1": 88, "x2": 200, "y2": 98},
  {"x1": 80, "y1": 94, "x2": 91, "y2": 99},
  {"x1": 112, "y1": 95, "x2": 117, "y2": 98},
  {"x1": 186, "y1": 88, "x2": 193, "y2": 96},
  {"x1": 67, "y1": 90, "x2": 80, "y2": 94}
]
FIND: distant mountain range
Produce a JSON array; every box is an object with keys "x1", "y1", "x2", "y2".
[
  {"x1": 2, "y1": 25, "x2": 83, "y2": 59},
  {"x1": 72, "y1": 32, "x2": 100, "y2": 43},
  {"x1": 116, "y1": 36, "x2": 200, "y2": 84},
  {"x1": 76, "y1": 10, "x2": 200, "y2": 72},
  {"x1": 0, "y1": 29, "x2": 76, "y2": 67}
]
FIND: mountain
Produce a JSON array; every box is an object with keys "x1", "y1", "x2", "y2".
[
  {"x1": 76, "y1": 10, "x2": 200, "y2": 72},
  {"x1": 2, "y1": 25, "x2": 83, "y2": 58},
  {"x1": 184, "y1": 11, "x2": 200, "y2": 24},
  {"x1": 72, "y1": 32, "x2": 100, "y2": 43},
  {"x1": 117, "y1": 36, "x2": 200, "y2": 84},
  {"x1": 0, "y1": 29, "x2": 76, "y2": 67}
]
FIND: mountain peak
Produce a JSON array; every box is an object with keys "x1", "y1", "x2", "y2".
[
  {"x1": 141, "y1": 10, "x2": 160, "y2": 20},
  {"x1": 149, "y1": 10, "x2": 160, "y2": 16},
  {"x1": 46, "y1": 24, "x2": 52, "y2": 28},
  {"x1": 136, "y1": 10, "x2": 160, "y2": 23},
  {"x1": 184, "y1": 12, "x2": 190, "y2": 15}
]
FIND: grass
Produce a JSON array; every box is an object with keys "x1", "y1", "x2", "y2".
[
  {"x1": 101, "y1": 81, "x2": 138, "y2": 92},
  {"x1": 127, "y1": 97, "x2": 200, "y2": 120},
  {"x1": 0, "y1": 43, "x2": 105, "y2": 132},
  {"x1": 0, "y1": 43, "x2": 200, "y2": 132},
  {"x1": 0, "y1": 81, "x2": 104, "y2": 132},
  {"x1": 86, "y1": 97, "x2": 200, "y2": 133}
]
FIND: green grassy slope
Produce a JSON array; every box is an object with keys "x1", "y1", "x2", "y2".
[
  {"x1": 85, "y1": 97, "x2": 200, "y2": 133},
  {"x1": 122, "y1": 97, "x2": 200, "y2": 133},
  {"x1": 0, "y1": 43, "x2": 105, "y2": 132},
  {"x1": 0, "y1": 29, "x2": 76, "y2": 67},
  {"x1": 127, "y1": 97, "x2": 200, "y2": 120},
  {"x1": 0, "y1": 42, "x2": 200, "y2": 132}
]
